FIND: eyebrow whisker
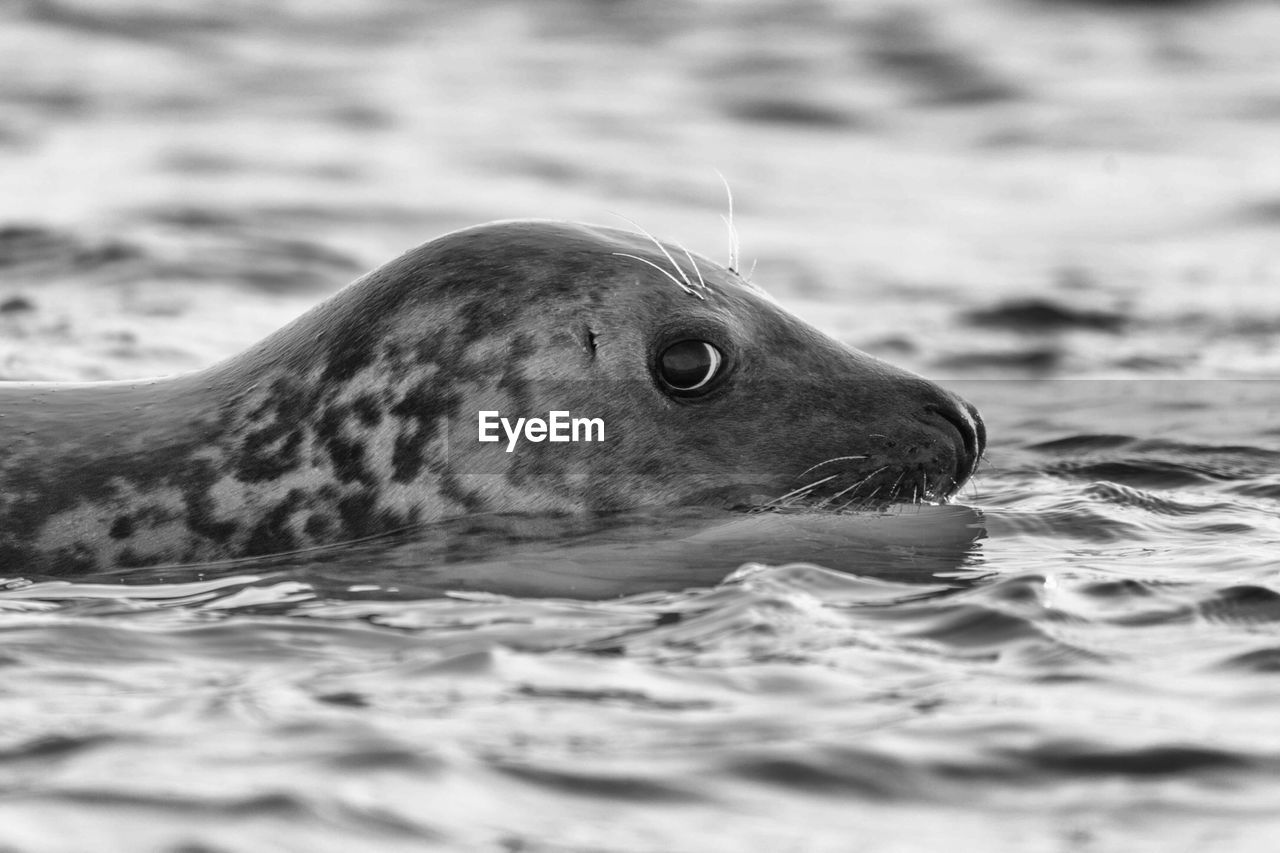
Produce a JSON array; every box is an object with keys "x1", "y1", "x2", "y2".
[
  {"x1": 675, "y1": 240, "x2": 710, "y2": 296},
  {"x1": 609, "y1": 212, "x2": 703, "y2": 299},
  {"x1": 611, "y1": 253, "x2": 699, "y2": 298},
  {"x1": 715, "y1": 169, "x2": 740, "y2": 272}
]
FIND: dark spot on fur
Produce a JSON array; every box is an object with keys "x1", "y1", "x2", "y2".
[
  {"x1": 387, "y1": 383, "x2": 462, "y2": 483},
  {"x1": 336, "y1": 490, "x2": 378, "y2": 537},
  {"x1": 329, "y1": 436, "x2": 371, "y2": 483},
  {"x1": 235, "y1": 426, "x2": 303, "y2": 482},
  {"x1": 315, "y1": 404, "x2": 345, "y2": 436},
  {"x1": 391, "y1": 429, "x2": 424, "y2": 483},
  {"x1": 108, "y1": 515, "x2": 134, "y2": 540},
  {"x1": 244, "y1": 489, "x2": 307, "y2": 557},
  {"x1": 234, "y1": 377, "x2": 315, "y2": 482},
  {"x1": 329, "y1": 489, "x2": 411, "y2": 540},
  {"x1": 246, "y1": 376, "x2": 315, "y2": 421},
  {"x1": 316, "y1": 404, "x2": 375, "y2": 485},
  {"x1": 351, "y1": 393, "x2": 383, "y2": 428},
  {"x1": 303, "y1": 513, "x2": 332, "y2": 539},
  {"x1": 390, "y1": 382, "x2": 460, "y2": 437},
  {"x1": 181, "y1": 459, "x2": 238, "y2": 544},
  {"x1": 319, "y1": 329, "x2": 378, "y2": 384}
]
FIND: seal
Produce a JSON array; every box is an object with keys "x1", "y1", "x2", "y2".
[{"x1": 0, "y1": 220, "x2": 985, "y2": 575}]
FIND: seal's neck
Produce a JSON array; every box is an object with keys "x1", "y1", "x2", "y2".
[{"x1": 0, "y1": 373, "x2": 234, "y2": 573}]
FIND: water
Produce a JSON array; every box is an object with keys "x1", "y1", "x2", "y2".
[{"x1": 2, "y1": 0, "x2": 1280, "y2": 850}]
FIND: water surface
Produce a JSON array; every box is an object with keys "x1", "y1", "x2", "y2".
[{"x1": 2, "y1": 1, "x2": 1280, "y2": 850}]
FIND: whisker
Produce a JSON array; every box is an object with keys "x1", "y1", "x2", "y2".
[
  {"x1": 844, "y1": 470, "x2": 903, "y2": 512},
  {"x1": 796, "y1": 455, "x2": 870, "y2": 480},
  {"x1": 961, "y1": 473, "x2": 981, "y2": 500},
  {"x1": 821, "y1": 466, "x2": 887, "y2": 509},
  {"x1": 837, "y1": 480, "x2": 886, "y2": 513},
  {"x1": 612, "y1": 253, "x2": 698, "y2": 298},
  {"x1": 939, "y1": 474, "x2": 959, "y2": 504},
  {"x1": 821, "y1": 470, "x2": 885, "y2": 506},
  {"x1": 675, "y1": 240, "x2": 710, "y2": 296},
  {"x1": 768, "y1": 474, "x2": 839, "y2": 506},
  {"x1": 609, "y1": 212, "x2": 703, "y2": 299},
  {"x1": 715, "y1": 169, "x2": 740, "y2": 273}
]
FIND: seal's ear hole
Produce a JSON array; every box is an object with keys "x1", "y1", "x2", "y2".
[{"x1": 657, "y1": 340, "x2": 723, "y2": 396}]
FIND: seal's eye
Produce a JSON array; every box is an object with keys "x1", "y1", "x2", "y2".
[{"x1": 658, "y1": 340, "x2": 723, "y2": 394}]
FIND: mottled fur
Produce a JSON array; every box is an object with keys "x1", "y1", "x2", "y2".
[{"x1": 0, "y1": 221, "x2": 983, "y2": 575}]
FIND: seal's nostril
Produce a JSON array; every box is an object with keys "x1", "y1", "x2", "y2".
[
  {"x1": 965, "y1": 400, "x2": 987, "y2": 458},
  {"x1": 927, "y1": 400, "x2": 983, "y2": 485}
]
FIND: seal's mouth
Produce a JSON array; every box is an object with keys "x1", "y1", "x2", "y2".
[
  {"x1": 767, "y1": 465, "x2": 962, "y2": 511},
  {"x1": 742, "y1": 401, "x2": 986, "y2": 512},
  {"x1": 691, "y1": 467, "x2": 962, "y2": 514}
]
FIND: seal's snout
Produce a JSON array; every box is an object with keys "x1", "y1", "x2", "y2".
[{"x1": 926, "y1": 397, "x2": 985, "y2": 488}]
